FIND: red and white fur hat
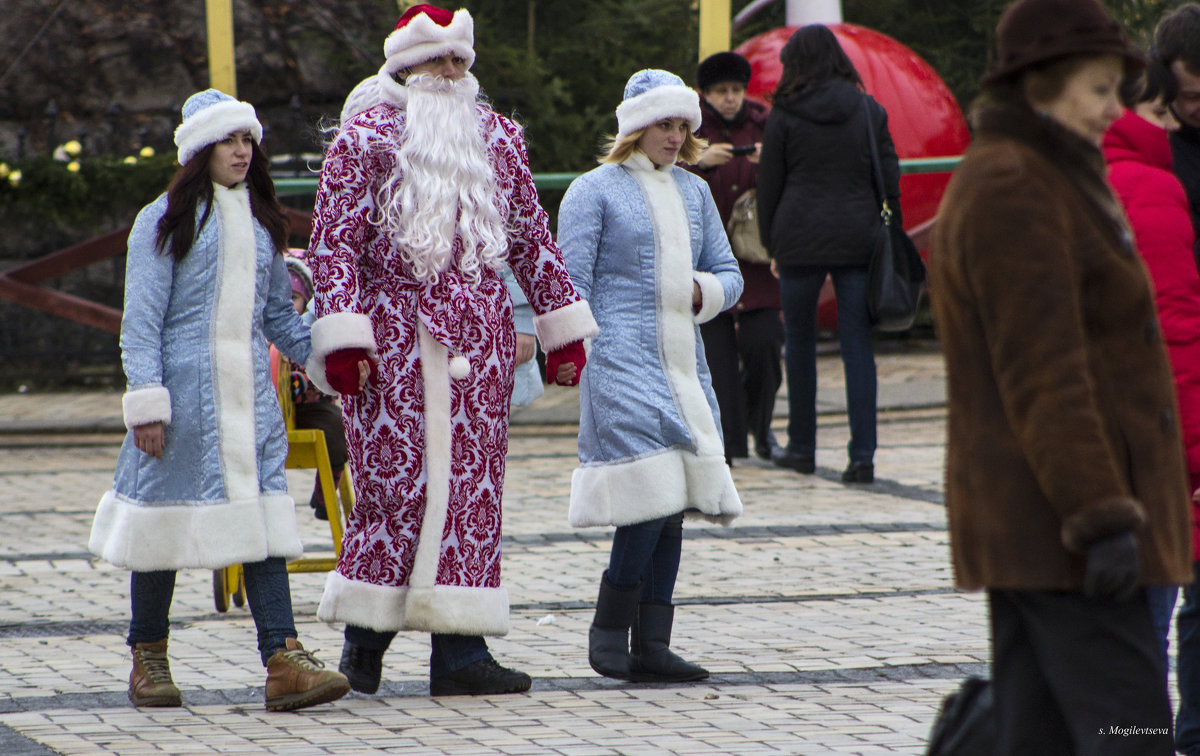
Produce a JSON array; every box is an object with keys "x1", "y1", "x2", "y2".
[{"x1": 382, "y1": 4, "x2": 475, "y2": 76}]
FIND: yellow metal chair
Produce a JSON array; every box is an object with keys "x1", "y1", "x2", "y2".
[{"x1": 213, "y1": 350, "x2": 355, "y2": 612}]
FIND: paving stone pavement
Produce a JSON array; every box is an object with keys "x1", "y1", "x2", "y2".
[{"x1": 0, "y1": 344, "x2": 1003, "y2": 755}]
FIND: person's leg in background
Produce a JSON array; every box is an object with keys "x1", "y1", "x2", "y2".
[
  {"x1": 737, "y1": 307, "x2": 784, "y2": 461},
  {"x1": 294, "y1": 401, "x2": 348, "y2": 520},
  {"x1": 1176, "y1": 561, "x2": 1200, "y2": 754},
  {"x1": 829, "y1": 266, "x2": 877, "y2": 483},
  {"x1": 776, "y1": 268, "x2": 827, "y2": 473},
  {"x1": 700, "y1": 312, "x2": 748, "y2": 463}
]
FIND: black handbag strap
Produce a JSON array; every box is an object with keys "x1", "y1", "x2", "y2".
[{"x1": 862, "y1": 96, "x2": 892, "y2": 226}]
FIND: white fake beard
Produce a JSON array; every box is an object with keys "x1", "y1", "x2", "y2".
[{"x1": 373, "y1": 72, "x2": 507, "y2": 286}]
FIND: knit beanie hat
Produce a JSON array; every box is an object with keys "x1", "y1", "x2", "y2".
[
  {"x1": 984, "y1": 0, "x2": 1145, "y2": 85},
  {"x1": 696, "y1": 52, "x2": 752, "y2": 91},
  {"x1": 382, "y1": 4, "x2": 475, "y2": 76},
  {"x1": 173, "y1": 89, "x2": 263, "y2": 165},
  {"x1": 285, "y1": 254, "x2": 314, "y2": 303},
  {"x1": 615, "y1": 69, "x2": 701, "y2": 138}
]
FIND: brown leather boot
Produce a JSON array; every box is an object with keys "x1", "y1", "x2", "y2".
[
  {"x1": 129, "y1": 639, "x2": 182, "y2": 707},
  {"x1": 265, "y1": 638, "x2": 351, "y2": 712}
]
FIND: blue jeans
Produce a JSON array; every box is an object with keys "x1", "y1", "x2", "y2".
[
  {"x1": 1177, "y1": 562, "x2": 1200, "y2": 754},
  {"x1": 129, "y1": 557, "x2": 297, "y2": 666},
  {"x1": 344, "y1": 625, "x2": 491, "y2": 679},
  {"x1": 778, "y1": 266, "x2": 877, "y2": 464},
  {"x1": 1146, "y1": 583, "x2": 1178, "y2": 674},
  {"x1": 607, "y1": 512, "x2": 684, "y2": 604}
]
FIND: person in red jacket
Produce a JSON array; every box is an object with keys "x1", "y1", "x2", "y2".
[
  {"x1": 1103, "y1": 56, "x2": 1200, "y2": 754},
  {"x1": 687, "y1": 52, "x2": 784, "y2": 463}
]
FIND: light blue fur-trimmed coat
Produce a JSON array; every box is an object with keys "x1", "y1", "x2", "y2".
[
  {"x1": 89, "y1": 183, "x2": 312, "y2": 571},
  {"x1": 558, "y1": 153, "x2": 743, "y2": 528}
]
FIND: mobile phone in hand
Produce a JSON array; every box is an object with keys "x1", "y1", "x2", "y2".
[{"x1": 730, "y1": 145, "x2": 756, "y2": 156}]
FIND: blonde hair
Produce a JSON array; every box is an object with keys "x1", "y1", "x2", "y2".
[{"x1": 599, "y1": 128, "x2": 707, "y2": 166}]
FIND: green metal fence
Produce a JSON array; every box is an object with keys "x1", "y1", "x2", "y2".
[{"x1": 273, "y1": 157, "x2": 963, "y2": 197}]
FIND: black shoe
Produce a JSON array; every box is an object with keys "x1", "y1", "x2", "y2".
[
  {"x1": 772, "y1": 448, "x2": 815, "y2": 474},
  {"x1": 842, "y1": 462, "x2": 874, "y2": 483},
  {"x1": 309, "y1": 490, "x2": 329, "y2": 521},
  {"x1": 754, "y1": 431, "x2": 782, "y2": 461},
  {"x1": 430, "y1": 658, "x2": 532, "y2": 696},
  {"x1": 338, "y1": 642, "x2": 384, "y2": 694}
]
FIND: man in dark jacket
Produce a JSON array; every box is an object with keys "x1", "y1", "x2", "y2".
[
  {"x1": 687, "y1": 51, "x2": 783, "y2": 464},
  {"x1": 1156, "y1": 4, "x2": 1200, "y2": 271}
]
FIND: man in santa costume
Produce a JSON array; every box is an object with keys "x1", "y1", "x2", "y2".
[{"x1": 306, "y1": 4, "x2": 596, "y2": 697}]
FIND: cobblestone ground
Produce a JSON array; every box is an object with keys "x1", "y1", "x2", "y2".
[{"x1": 0, "y1": 350, "x2": 994, "y2": 755}]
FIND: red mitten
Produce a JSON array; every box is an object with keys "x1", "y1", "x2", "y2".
[
  {"x1": 325, "y1": 348, "x2": 375, "y2": 395},
  {"x1": 545, "y1": 341, "x2": 587, "y2": 387}
]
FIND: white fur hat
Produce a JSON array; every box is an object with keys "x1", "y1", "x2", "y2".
[
  {"x1": 173, "y1": 89, "x2": 263, "y2": 165},
  {"x1": 382, "y1": 4, "x2": 476, "y2": 76},
  {"x1": 615, "y1": 69, "x2": 701, "y2": 138}
]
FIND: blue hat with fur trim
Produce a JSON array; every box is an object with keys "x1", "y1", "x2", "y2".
[
  {"x1": 615, "y1": 69, "x2": 701, "y2": 138},
  {"x1": 173, "y1": 89, "x2": 263, "y2": 165}
]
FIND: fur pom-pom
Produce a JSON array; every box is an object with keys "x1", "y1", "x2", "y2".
[{"x1": 449, "y1": 355, "x2": 470, "y2": 380}]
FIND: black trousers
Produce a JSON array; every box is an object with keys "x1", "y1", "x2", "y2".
[
  {"x1": 699, "y1": 307, "x2": 783, "y2": 459},
  {"x1": 989, "y1": 589, "x2": 1173, "y2": 756}
]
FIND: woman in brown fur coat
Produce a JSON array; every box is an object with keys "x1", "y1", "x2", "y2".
[{"x1": 929, "y1": 0, "x2": 1193, "y2": 753}]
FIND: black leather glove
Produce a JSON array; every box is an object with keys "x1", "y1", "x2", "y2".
[{"x1": 1083, "y1": 531, "x2": 1140, "y2": 601}]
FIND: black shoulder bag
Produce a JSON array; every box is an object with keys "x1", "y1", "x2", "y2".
[{"x1": 863, "y1": 97, "x2": 926, "y2": 332}]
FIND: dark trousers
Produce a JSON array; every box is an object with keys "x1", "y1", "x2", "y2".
[
  {"x1": 129, "y1": 557, "x2": 296, "y2": 666},
  {"x1": 1175, "y1": 561, "x2": 1200, "y2": 754},
  {"x1": 293, "y1": 400, "x2": 347, "y2": 473},
  {"x1": 778, "y1": 266, "x2": 876, "y2": 464},
  {"x1": 606, "y1": 512, "x2": 684, "y2": 604},
  {"x1": 989, "y1": 589, "x2": 1173, "y2": 756},
  {"x1": 344, "y1": 625, "x2": 490, "y2": 679},
  {"x1": 699, "y1": 308, "x2": 784, "y2": 459}
]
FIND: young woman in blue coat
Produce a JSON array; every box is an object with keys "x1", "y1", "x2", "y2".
[
  {"x1": 88, "y1": 90, "x2": 351, "y2": 711},
  {"x1": 558, "y1": 69, "x2": 744, "y2": 682}
]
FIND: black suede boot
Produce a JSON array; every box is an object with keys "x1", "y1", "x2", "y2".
[
  {"x1": 629, "y1": 602, "x2": 709, "y2": 682},
  {"x1": 588, "y1": 572, "x2": 641, "y2": 680},
  {"x1": 338, "y1": 641, "x2": 385, "y2": 694}
]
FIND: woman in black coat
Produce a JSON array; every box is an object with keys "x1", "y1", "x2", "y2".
[{"x1": 756, "y1": 24, "x2": 901, "y2": 483}]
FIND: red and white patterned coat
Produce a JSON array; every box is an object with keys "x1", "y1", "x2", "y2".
[{"x1": 307, "y1": 101, "x2": 597, "y2": 636}]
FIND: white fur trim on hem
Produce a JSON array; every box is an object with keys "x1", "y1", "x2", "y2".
[
  {"x1": 692, "y1": 271, "x2": 726, "y2": 324},
  {"x1": 317, "y1": 571, "x2": 510, "y2": 636},
  {"x1": 89, "y1": 490, "x2": 302, "y2": 571},
  {"x1": 568, "y1": 448, "x2": 741, "y2": 528},
  {"x1": 122, "y1": 385, "x2": 172, "y2": 429},
  {"x1": 533, "y1": 300, "x2": 599, "y2": 352},
  {"x1": 307, "y1": 312, "x2": 377, "y2": 395},
  {"x1": 616, "y1": 86, "x2": 701, "y2": 138}
]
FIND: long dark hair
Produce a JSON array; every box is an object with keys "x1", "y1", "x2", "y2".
[
  {"x1": 771, "y1": 24, "x2": 863, "y2": 104},
  {"x1": 155, "y1": 140, "x2": 289, "y2": 261}
]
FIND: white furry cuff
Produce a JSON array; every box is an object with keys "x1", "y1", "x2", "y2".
[
  {"x1": 533, "y1": 300, "x2": 599, "y2": 352},
  {"x1": 692, "y1": 271, "x2": 726, "y2": 324},
  {"x1": 308, "y1": 311, "x2": 376, "y2": 396},
  {"x1": 122, "y1": 385, "x2": 172, "y2": 429}
]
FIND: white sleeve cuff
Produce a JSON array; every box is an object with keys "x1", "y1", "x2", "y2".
[
  {"x1": 692, "y1": 271, "x2": 726, "y2": 324},
  {"x1": 533, "y1": 300, "x2": 599, "y2": 352},
  {"x1": 122, "y1": 385, "x2": 172, "y2": 429},
  {"x1": 307, "y1": 312, "x2": 376, "y2": 396}
]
